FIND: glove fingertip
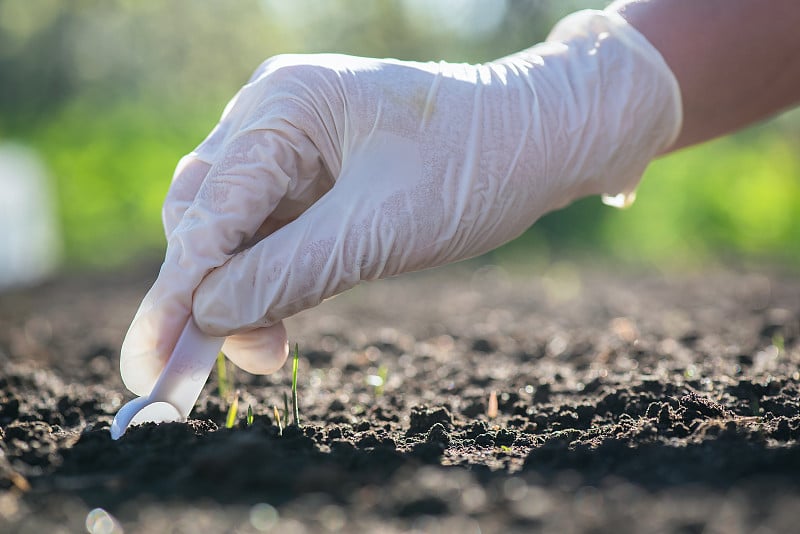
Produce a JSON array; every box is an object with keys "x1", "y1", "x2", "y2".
[
  {"x1": 119, "y1": 330, "x2": 168, "y2": 396},
  {"x1": 119, "y1": 297, "x2": 189, "y2": 396}
]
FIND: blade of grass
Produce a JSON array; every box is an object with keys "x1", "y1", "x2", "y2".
[
  {"x1": 291, "y1": 343, "x2": 300, "y2": 426},
  {"x1": 225, "y1": 389, "x2": 240, "y2": 429},
  {"x1": 376, "y1": 364, "x2": 388, "y2": 397},
  {"x1": 216, "y1": 352, "x2": 229, "y2": 399}
]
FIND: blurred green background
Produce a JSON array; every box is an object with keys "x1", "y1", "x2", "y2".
[{"x1": 2, "y1": 0, "x2": 799, "y2": 273}]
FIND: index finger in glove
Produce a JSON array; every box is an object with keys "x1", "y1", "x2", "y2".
[
  {"x1": 120, "y1": 125, "x2": 318, "y2": 396},
  {"x1": 162, "y1": 63, "x2": 266, "y2": 240},
  {"x1": 191, "y1": 131, "x2": 429, "y2": 337},
  {"x1": 163, "y1": 154, "x2": 292, "y2": 377},
  {"x1": 162, "y1": 155, "x2": 211, "y2": 240}
]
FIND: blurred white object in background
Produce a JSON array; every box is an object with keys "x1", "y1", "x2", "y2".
[{"x1": 0, "y1": 143, "x2": 61, "y2": 290}]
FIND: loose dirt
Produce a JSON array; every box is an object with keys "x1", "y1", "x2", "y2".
[{"x1": 1, "y1": 264, "x2": 800, "y2": 533}]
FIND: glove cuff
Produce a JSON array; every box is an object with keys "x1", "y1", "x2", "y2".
[{"x1": 547, "y1": 9, "x2": 683, "y2": 209}]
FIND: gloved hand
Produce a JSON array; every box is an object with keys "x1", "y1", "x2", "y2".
[{"x1": 120, "y1": 9, "x2": 681, "y2": 396}]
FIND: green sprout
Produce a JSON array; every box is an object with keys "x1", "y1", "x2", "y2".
[
  {"x1": 218, "y1": 352, "x2": 241, "y2": 429},
  {"x1": 225, "y1": 389, "x2": 240, "y2": 429},
  {"x1": 216, "y1": 352, "x2": 230, "y2": 399},
  {"x1": 773, "y1": 334, "x2": 785, "y2": 356},
  {"x1": 291, "y1": 343, "x2": 300, "y2": 426},
  {"x1": 378, "y1": 365, "x2": 388, "y2": 394},
  {"x1": 216, "y1": 344, "x2": 301, "y2": 434},
  {"x1": 367, "y1": 365, "x2": 388, "y2": 397}
]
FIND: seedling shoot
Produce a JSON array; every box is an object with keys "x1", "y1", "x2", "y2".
[
  {"x1": 291, "y1": 343, "x2": 300, "y2": 426},
  {"x1": 225, "y1": 390, "x2": 240, "y2": 429}
]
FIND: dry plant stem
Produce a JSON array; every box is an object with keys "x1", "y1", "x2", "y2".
[
  {"x1": 283, "y1": 392, "x2": 289, "y2": 429},
  {"x1": 273, "y1": 405, "x2": 283, "y2": 436},
  {"x1": 487, "y1": 391, "x2": 498, "y2": 419}
]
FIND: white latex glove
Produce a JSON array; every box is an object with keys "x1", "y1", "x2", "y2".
[{"x1": 120, "y1": 9, "x2": 681, "y2": 396}]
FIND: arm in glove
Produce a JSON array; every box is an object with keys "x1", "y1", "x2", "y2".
[{"x1": 120, "y1": 9, "x2": 681, "y2": 395}]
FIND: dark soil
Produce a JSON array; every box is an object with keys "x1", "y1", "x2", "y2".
[{"x1": 2, "y1": 264, "x2": 800, "y2": 533}]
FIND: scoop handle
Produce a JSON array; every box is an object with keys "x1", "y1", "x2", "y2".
[
  {"x1": 147, "y1": 319, "x2": 225, "y2": 418},
  {"x1": 110, "y1": 319, "x2": 224, "y2": 439}
]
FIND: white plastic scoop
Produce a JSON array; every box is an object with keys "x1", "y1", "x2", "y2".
[{"x1": 110, "y1": 319, "x2": 224, "y2": 440}]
